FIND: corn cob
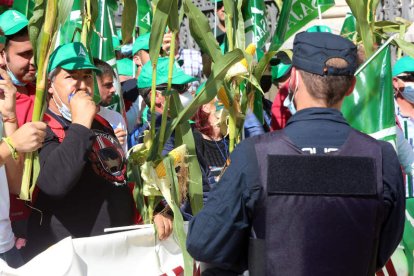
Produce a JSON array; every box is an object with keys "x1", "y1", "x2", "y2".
[
  {"x1": 155, "y1": 144, "x2": 187, "y2": 178},
  {"x1": 240, "y1": 43, "x2": 257, "y2": 68}
]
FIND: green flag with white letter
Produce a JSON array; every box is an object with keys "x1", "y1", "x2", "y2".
[
  {"x1": 342, "y1": 44, "x2": 396, "y2": 144},
  {"x1": 243, "y1": 0, "x2": 269, "y2": 49},
  {"x1": 137, "y1": 0, "x2": 152, "y2": 35},
  {"x1": 270, "y1": 0, "x2": 335, "y2": 51}
]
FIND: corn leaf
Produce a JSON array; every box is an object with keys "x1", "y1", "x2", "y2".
[
  {"x1": 121, "y1": 0, "x2": 137, "y2": 43},
  {"x1": 346, "y1": 0, "x2": 375, "y2": 57},
  {"x1": 235, "y1": 0, "x2": 245, "y2": 49},
  {"x1": 170, "y1": 93, "x2": 203, "y2": 215},
  {"x1": 167, "y1": 0, "x2": 179, "y2": 32},
  {"x1": 394, "y1": 37, "x2": 414, "y2": 58},
  {"x1": 149, "y1": 0, "x2": 177, "y2": 64},
  {"x1": 28, "y1": 0, "x2": 47, "y2": 63},
  {"x1": 253, "y1": 50, "x2": 275, "y2": 82},
  {"x1": 183, "y1": 0, "x2": 222, "y2": 62},
  {"x1": 223, "y1": 0, "x2": 235, "y2": 51},
  {"x1": 57, "y1": 0, "x2": 73, "y2": 26},
  {"x1": 164, "y1": 156, "x2": 193, "y2": 276}
]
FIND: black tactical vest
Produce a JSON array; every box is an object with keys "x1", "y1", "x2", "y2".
[{"x1": 249, "y1": 129, "x2": 384, "y2": 276}]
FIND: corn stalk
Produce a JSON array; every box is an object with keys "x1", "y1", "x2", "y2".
[{"x1": 20, "y1": 0, "x2": 60, "y2": 201}]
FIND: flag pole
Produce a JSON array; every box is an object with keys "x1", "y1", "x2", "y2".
[
  {"x1": 214, "y1": 0, "x2": 217, "y2": 39},
  {"x1": 355, "y1": 34, "x2": 397, "y2": 75},
  {"x1": 99, "y1": 0, "x2": 105, "y2": 59}
]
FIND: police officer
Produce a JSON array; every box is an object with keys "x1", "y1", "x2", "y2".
[{"x1": 186, "y1": 32, "x2": 405, "y2": 275}]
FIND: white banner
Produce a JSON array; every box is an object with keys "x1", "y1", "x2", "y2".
[{"x1": 0, "y1": 225, "x2": 189, "y2": 276}]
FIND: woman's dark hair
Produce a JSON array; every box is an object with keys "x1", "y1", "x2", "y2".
[{"x1": 192, "y1": 105, "x2": 213, "y2": 137}]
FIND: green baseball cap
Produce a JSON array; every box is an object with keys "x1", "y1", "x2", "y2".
[
  {"x1": 112, "y1": 36, "x2": 121, "y2": 50},
  {"x1": 132, "y1": 33, "x2": 150, "y2": 55},
  {"x1": 393, "y1": 56, "x2": 414, "y2": 77},
  {"x1": 306, "y1": 25, "x2": 332, "y2": 33},
  {"x1": 116, "y1": 58, "x2": 136, "y2": 76},
  {"x1": 271, "y1": 63, "x2": 292, "y2": 81},
  {"x1": 0, "y1": 10, "x2": 29, "y2": 36},
  {"x1": 48, "y1": 42, "x2": 100, "y2": 74},
  {"x1": 138, "y1": 57, "x2": 197, "y2": 88}
]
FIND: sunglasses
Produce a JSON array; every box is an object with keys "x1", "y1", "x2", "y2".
[
  {"x1": 397, "y1": 74, "x2": 414, "y2": 82},
  {"x1": 156, "y1": 84, "x2": 189, "y2": 94}
]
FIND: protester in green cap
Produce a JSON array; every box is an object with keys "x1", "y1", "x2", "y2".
[
  {"x1": 132, "y1": 33, "x2": 151, "y2": 76},
  {"x1": 0, "y1": 10, "x2": 35, "y2": 94},
  {"x1": 116, "y1": 57, "x2": 143, "y2": 133},
  {"x1": 25, "y1": 42, "x2": 135, "y2": 260},
  {"x1": 269, "y1": 51, "x2": 293, "y2": 130},
  {"x1": 93, "y1": 58, "x2": 128, "y2": 153},
  {"x1": 129, "y1": 57, "x2": 197, "y2": 148},
  {"x1": 117, "y1": 58, "x2": 136, "y2": 82},
  {"x1": 0, "y1": 10, "x2": 39, "y2": 249},
  {"x1": 0, "y1": 27, "x2": 46, "y2": 268},
  {"x1": 392, "y1": 56, "x2": 414, "y2": 188}
]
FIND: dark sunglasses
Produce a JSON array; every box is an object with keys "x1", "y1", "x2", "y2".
[{"x1": 397, "y1": 74, "x2": 414, "y2": 82}]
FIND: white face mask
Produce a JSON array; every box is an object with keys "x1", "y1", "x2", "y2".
[
  {"x1": 179, "y1": 90, "x2": 193, "y2": 108},
  {"x1": 400, "y1": 82, "x2": 414, "y2": 103},
  {"x1": 51, "y1": 83, "x2": 74, "y2": 121},
  {"x1": 6, "y1": 62, "x2": 26, "y2": 87},
  {"x1": 283, "y1": 70, "x2": 299, "y2": 115}
]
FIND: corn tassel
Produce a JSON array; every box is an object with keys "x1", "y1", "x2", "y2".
[
  {"x1": 240, "y1": 43, "x2": 256, "y2": 68},
  {"x1": 155, "y1": 144, "x2": 187, "y2": 178}
]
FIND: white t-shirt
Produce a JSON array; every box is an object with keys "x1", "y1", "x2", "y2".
[
  {"x1": 98, "y1": 107, "x2": 128, "y2": 153},
  {"x1": 0, "y1": 121, "x2": 15, "y2": 253}
]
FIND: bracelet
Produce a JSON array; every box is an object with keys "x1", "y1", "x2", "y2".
[
  {"x1": 2, "y1": 137, "x2": 18, "y2": 160},
  {"x1": 2, "y1": 116, "x2": 17, "y2": 123}
]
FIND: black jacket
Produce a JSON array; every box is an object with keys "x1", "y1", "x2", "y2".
[
  {"x1": 187, "y1": 108, "x2": 405, "y2": 273},
  {"x1": 26, "y1": 111, "x2": 134, "y2": 260}
]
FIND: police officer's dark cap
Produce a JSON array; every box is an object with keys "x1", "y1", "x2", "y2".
[{"x1": 292, "y1": 32, "x2": 357, "y2": 76}]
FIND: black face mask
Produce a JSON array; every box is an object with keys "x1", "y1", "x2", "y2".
[{"x1": 260, "y1": 75, "x2": 272, "y2": 93}]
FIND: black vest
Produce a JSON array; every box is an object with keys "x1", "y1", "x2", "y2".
[{"x1": 249, "y1": 129, "x2": 384, "y2": 276}]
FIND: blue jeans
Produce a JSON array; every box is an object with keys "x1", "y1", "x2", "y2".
[{"x1": 0, "y1": 246, "x2": 24, "y2": 268}]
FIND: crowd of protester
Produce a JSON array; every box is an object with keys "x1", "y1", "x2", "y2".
[{"x1": 0, "y1": 3, "x2": 412, "y2": 275}]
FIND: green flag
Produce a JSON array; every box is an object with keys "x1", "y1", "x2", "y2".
[
  {"x1": 243, "y1": 0, "x2": 269, "y2": 49},
  {"x1": 90, "y1": 0, "x2": 125, "y2": 113},
  {"x1": 137, "y1": 0, "x2": 152, "y2": 34},
  {"x1": 340, "y1": 12, "x2": 357, "y2": 41},
  {"x1": 12, "y1": 0, "x2": 35, "y2": 19},
  {"x1": 342, "y1": 43, "x2": 396, "y2": 144},
  {"x1": 403, "y1": 198, "x2": 414, "y2": 276},
  {"x1": 270, "y1": 0, "x2": 335, "y2": 51},
  {"x1": 317, "y1": 0, "x2": 334, "y2": 5}
]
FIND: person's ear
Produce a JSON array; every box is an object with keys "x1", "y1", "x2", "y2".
[
  {"x1": 133, "y1": 54, "x2": 142, "y2": 67},
  {"x1": 345, "y1": 77, "x2": 357, "y2": 96},
  {"x1": 392, "y1": 77, "x2": 402, "y2": 92}
]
